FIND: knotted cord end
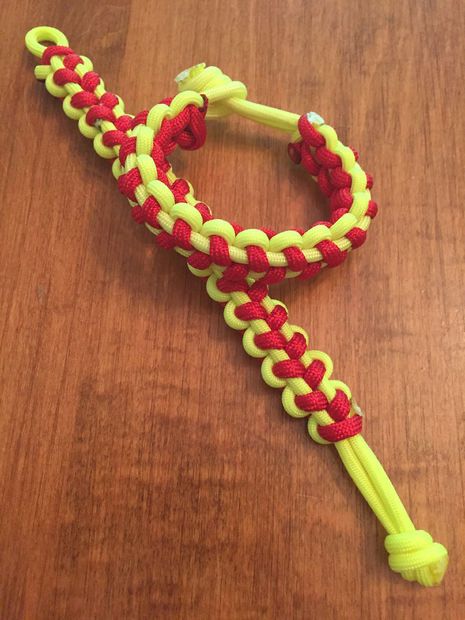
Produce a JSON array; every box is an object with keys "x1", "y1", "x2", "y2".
[
  {"x1": 175, "y1": 63, "x2": 247, "y2": 119},
  {"x1": 174, "y1": 63, "x2": 301, "y2": 134},
  {"x1": 385, "y1": 530, "x2": 448, "y2": 586}
]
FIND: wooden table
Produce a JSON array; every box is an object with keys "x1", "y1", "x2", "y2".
[{"x1": 1, "y1": 1, "x2": 464, "y2": 618}]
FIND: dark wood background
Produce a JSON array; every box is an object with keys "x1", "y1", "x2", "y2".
[{"x1": 1, "y1": 1, "x2": 464, "y2": 618}]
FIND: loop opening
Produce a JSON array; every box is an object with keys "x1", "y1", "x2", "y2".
[{"x1": 25, "y1": 26, "x2": 69, "y2": 58}]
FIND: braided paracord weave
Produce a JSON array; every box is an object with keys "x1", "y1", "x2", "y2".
[{"x1": 25, "y1": 26, "x2": 448, "y2": 587}]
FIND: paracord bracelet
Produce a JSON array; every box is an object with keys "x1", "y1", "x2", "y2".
[{"x1": 25, "y1": 26, "x2": 448, "y2": 586}]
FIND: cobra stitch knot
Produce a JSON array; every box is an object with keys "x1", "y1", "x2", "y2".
[{"x1": 25, "y1": 25, "x2": 448, "y2": 587}]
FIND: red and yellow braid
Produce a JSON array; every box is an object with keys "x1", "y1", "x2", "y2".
[{"x1": 25, "y1": 26, "x2": 448, "y2": 587}]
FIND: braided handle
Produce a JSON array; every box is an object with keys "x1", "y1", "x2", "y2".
[{"x1": 25, "y1": 26, "x2": 448, "y2": 586}]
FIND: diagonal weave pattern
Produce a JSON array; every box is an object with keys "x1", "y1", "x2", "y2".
[{"x1": 25, "y1": 26, "x2": 448, "y2": 587}]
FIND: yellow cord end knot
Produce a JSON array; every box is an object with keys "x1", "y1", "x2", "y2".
[
  {"x1": 385, "y1": 530, "x2": 448, "y2": 586},
  {"x1": 175, "y1": 64, "x2": 247, "y2": 119}
]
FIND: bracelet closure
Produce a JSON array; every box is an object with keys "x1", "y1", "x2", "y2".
[{"x1": 176, "y1": 62, "x2": 300, "y2": 133}]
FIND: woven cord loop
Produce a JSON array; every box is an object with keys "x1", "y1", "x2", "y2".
[{"x1": 25, "y1": 26, "x2": 448, "y2": 586}]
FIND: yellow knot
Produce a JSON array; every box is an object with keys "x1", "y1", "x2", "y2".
[
  {"x1": 384, "y1": 529, "x2": 448, "y2": 586},
  {"x1": 175, "y1": 63, "x2": 247, "y2": 119}
]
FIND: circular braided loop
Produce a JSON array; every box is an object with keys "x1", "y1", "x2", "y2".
[{"x1": 35, "y1": 48, "x2": 378, "y2": 445}]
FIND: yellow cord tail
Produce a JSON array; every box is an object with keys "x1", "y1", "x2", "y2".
[
  {"x1": 336, "y1": 436, "x2": 448, "y2": 586},
  {"x1": 24, "y1": 28, "x2": 449, "y2": 586}
]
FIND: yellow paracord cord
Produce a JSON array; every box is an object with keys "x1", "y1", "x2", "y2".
[{"x1": 25, "y1": 26, "x2": 448, "y2": 586}]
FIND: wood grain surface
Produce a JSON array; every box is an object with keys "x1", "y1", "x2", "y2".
[{"x1": 1, "y1": 1, "x2": 464, "y2": 618}]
